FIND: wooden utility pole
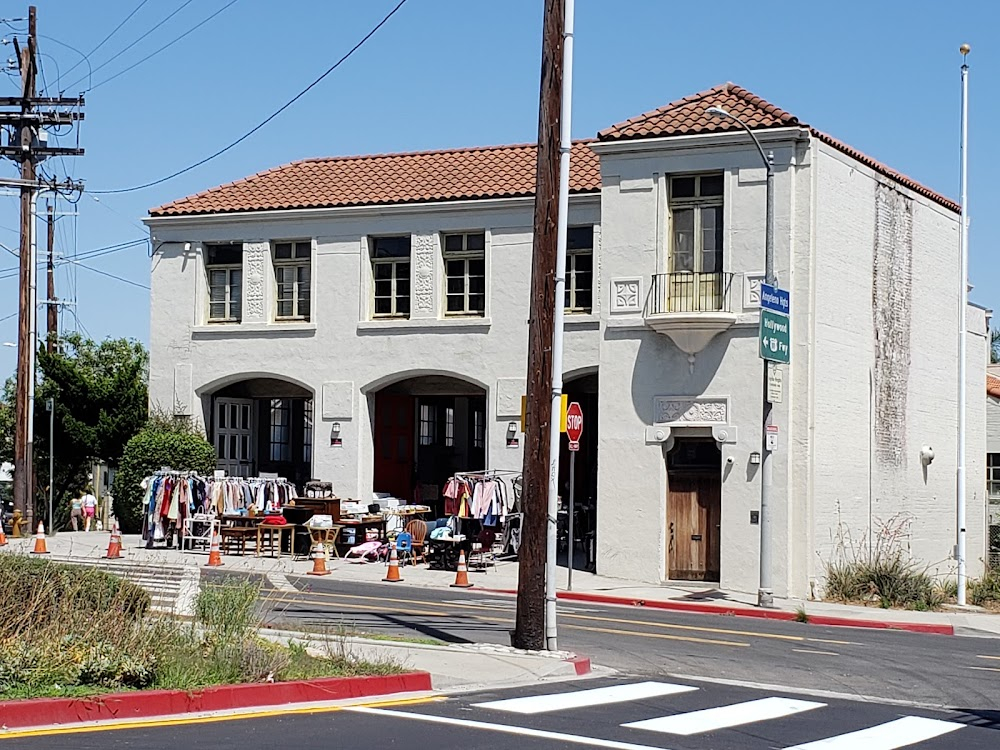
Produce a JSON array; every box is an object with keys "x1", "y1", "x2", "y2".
[
  {"x1": 512, "y1": 0, "x2": 564, "y2": 651},
  {"x1": 3, "y1": 6, "x2": 84, "y2": 529},
  {"x1": 46, "y1": 203, "x2": 56, "y2": 353},
  {"x1": 13, "y1": 6, "x2": 37, "y2": 528}
]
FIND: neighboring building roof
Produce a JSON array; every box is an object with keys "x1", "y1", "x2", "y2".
[
  {"x1": 988, "y1": 374, "x2": 1000, "y2": 399},
  {"x1": 599, "y1": 83, "x2": 959, "y2": 213},
  {"x1": 151, "y1": 82, "x2": 957, "y2": 217},
  {"x1": 150, "y1": 142, "x2": 601, "y2": 217}
]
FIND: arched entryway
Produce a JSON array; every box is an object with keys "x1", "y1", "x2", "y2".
[
  {"x1": 559, "y1": 371, "x2": 599, "y2": 574},
  {"x1": 370, "y1": 375, "x2": 487, "y2": 515},
  {"x1": 208, "y1": 377, "x2": 314, "y2": 487}
]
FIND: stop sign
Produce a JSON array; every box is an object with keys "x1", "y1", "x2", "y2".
[{"x1": 566, "y1": 401, "x2": 583, "y2": 449}]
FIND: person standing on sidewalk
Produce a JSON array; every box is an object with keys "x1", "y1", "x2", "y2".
[
  {"x1": 81, "y1": 487, "x2": 98, "y2": 532},
  {"x1": 69, "y1": 494, "x2": 83, "y2": 531}
]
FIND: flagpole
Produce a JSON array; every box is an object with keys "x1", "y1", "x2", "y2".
[{"x1": 956, "y1": 43, "x2": 970, "y2": 606}]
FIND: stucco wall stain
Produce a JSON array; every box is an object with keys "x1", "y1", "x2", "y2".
[{"x1": 872, "y1": 184, "x2": 913, "y2": 470}]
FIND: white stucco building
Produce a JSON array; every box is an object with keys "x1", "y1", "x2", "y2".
[{"x1": 145, "y1": 83, "x2": 988, "y2": 597}]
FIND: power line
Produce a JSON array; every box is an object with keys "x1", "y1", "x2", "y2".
[
  {"x1": 63, "y1": 0, "x2": 196, "y2": 92},
  {"x1": 90, "y1": 0, "x2": 410, "y2": 195},
  {"x1": 0, "y1": 237, "x2": 146, "y2": 279},
  {"x1": 88, "y1": 0, "x2": 240, "y2": 92},
  {"x1": 37, "y1": 34, "x2": 92, "y2": 92},
  {"x1": 63, "y1": 258, "x2": 149, "y2": 290},
  {"x1": 60, "y1": 0, "x2": 151, "y2": 80}
]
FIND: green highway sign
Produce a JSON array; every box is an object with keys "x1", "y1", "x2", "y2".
[{"x1": 759, "y1": 308, "x2": 790, "y2": 363}]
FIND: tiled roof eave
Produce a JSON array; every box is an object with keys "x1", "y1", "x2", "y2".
[{"x1": 148, "y1": 186, "x2": 603, "y2": 219}]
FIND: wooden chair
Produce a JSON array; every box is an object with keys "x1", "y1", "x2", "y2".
[
  {"x1": 221, "y1": 526, "x2": 255, "y2": 555},
  {"x1": 404, "y1": 519, "x2": 428, "y2": 565}
]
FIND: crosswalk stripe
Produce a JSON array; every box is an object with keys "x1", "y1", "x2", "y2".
[
  {"x1": 785, "y1": 716, "x2": 964, "y2": 749},
  {"x1": 623, "y1": 697, "x2": 825, "y2": 736},
  {"x1": 474, "y1": 681, "x2": 697, "y2": 714}
]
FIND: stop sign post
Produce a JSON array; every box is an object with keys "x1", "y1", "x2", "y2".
[
  {"x1": 566, "y1": 401, "x2": 583, "y2": 451},
  {"x1": 565, "y1": 401, "x2": 583, "y2": 590}
]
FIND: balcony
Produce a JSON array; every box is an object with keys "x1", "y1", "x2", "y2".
[{"x1": 643, "y1": 272, "x2": 738, "y2": 357}]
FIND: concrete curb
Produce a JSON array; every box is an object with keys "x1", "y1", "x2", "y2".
[
  {"x1": 479, "y1": 587, "x2": 955, "y2": 636},
  {"x1": 0, "y1": 672, "x2": 431, "y2": 732},
  {"x1": 259, "y1": 627, "x2": 593, "y2": 679}
]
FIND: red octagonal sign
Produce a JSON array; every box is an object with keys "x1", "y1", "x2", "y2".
[{"x1": 566, "y1": 401, "x2": 583, "y2": 451}]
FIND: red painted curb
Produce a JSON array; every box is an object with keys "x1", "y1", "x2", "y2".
[
  {"x1": 0, "y1": 672, "x2": 432, "y2": 731},
  {"x1": 479, "y1": 588, "x2": 954, "y2": 636}
]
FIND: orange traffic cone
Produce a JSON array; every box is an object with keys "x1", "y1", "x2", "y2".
[
  {"x1": 383, "y1": 544, "x2": 403, "y2": 583},
  {"x1": 450, "y1": 549, "x2": 473, "y2": 588},
  {"x1": 307, "y1": 541, "x2": 331, "y2": 576},
  {"x1": 31, "y1": 522, "x2": 49, "y2": 555},
  {"x1": 103, "y1": 522, "x2": 122, "y2": 559},
  {"x1": 205, "y1": 528, "x2": 224, "y2": 567},
  {"x1": 0, "y1": 524, "x2": 7, "y2": 546}
]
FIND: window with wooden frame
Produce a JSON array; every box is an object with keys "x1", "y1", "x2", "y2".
[
  {"x1": 565, "y1": 226, "x2": 594, "y2": 313},
  {"x1": 273, "y1": 240, "x2": 311, "y2": 321},
  {"x1": 370, "y1": 236, "x2": 411, "y2": 318},
  {"x1": 269, "y1": 399, "x2": 291, "y2": 463},
  {"x1": 205, "y1": 243, "x2": 242, "y2": 323},
  {"x1": 669, "y1": 173, "x2": 724, "y2": 274},
  {"x1": 443, "y1": 231, "x2": 486, "y2": 317}
]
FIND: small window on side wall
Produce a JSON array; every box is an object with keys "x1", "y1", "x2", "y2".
[
  {"x1": 443, "y1": 232, "x2": 486, "y2": 317},
  {"x1": 370, "y1": 236, "x2": 411, "y2": 319},
  {"x1": 273, "y1": 240, "x2": 311, "y2": 321},
  {"x1": 565, "y1": 226, "x2": 593, "y2": 314},
  {"x1": 205, "y1": 243, "x2": 242, "y2": 323}
]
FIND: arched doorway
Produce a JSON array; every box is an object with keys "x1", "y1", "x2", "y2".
[
  {"x1": 209, "y1": 378, "x2": 314, "y2": 487},
  {"x1": 371, "y1": 375, "x2": 487, "y2": 515},
  {"x1": 560, "y1": 371, "x2": 598, "y2": 573}
]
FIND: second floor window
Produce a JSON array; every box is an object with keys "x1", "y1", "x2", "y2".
[
  {"x1": 443, "y1": 232, "x2": 486, "y2": 316},
  {"x1": 670, "y1": 173, "x2": 724, "y2": 274},
  {"x1": 206, "y1": 243, "x2": 242, "y2": 323},
  {"x1": 273, "y1": 240, "x2": 311, "y2": 321},
  {"x1": 565, "y1": 226, "x2": 593, "y2": 313},
  {"x1": 371, "y1": 236, "x2": 411, "y2": 318}
]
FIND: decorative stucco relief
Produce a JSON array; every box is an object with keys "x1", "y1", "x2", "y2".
[
  {"x1": 611, "y1": 277, "x2": 641, "y2": 313},
  {"x1": 243, "y1": 242, "x2": 267, "y2": 321},
  {"x1": 653, "y1": 396, "x2": 728, "y2": 425},
  {"x1": 412, "y1": 234, "x2": 435, "y2": 314},
  {"x1": 744, "y1": 273, "x2": 764, "y2": 309}
]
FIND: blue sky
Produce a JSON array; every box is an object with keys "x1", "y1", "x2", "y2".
[{"x1": 0, "y1": 0, "x2": 996, "y2": 377}]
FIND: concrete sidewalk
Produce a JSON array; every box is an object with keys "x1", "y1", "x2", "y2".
[{"x1": 4, "y1": 529, "x2": 999, "y2": 637}]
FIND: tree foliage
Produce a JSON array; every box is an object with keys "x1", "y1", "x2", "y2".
[
  {"x1": 0, "y1": 334, "x2": 149, "y2": 528},
  {"x1": 113, "y1": 417, "x2": 216, "y2": 533}
]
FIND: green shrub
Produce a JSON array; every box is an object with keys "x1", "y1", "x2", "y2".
[
  {"x1": 969, "y1": 569, "x2": 1000, "y2": 606},
  {"x1": 196, "y1": 578, "x2": 261, "y2": 643},
  {"x1": 825, "y1": 552, "x2": 945, "y2": 610},
  {"x1": 113, "y1": 420, "x2": 215, "y2": 533},
  {"x1": 0, "y1": 556, "x2": 150, "y2": 632}
]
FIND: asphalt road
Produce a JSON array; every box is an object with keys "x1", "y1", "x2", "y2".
[
  {"x1": 243, "y1": 573, "x2": 1000, "y2": 710},
  {"x1": 16, "y1": 676, "x2": 1000, "y2": 749}
]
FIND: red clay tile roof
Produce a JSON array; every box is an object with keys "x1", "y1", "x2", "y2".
[
  {"x1": 988, "y1": 374, "x2": 1000, "y2": 398},
  {"x1": 151, "y1": 83, "x2": 957, "y2": 217},
  {"x1": 599, "y1": 83, "x2": 958, "y2": 213},
  {"x1": 150, "y1": 141, "x2": 601, "y2": 217},
  {"x1": 598, "y1": 82, "x2": 800, "y2": 140}
]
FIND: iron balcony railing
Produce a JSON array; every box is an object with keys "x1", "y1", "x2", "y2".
[{"x1": 644, "y1": 271, "x2": 734, "y2": 316}]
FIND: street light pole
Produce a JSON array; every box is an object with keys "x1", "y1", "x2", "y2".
[
  {"x1": 707, "y1": 106, "x2": 776, "y2": 607},
  {"x1": 45, "y1": 397, "x2": 53, "y2": 534},
  {"x1": 956, "y1": 44, "x2": 970, "y2": 606}
]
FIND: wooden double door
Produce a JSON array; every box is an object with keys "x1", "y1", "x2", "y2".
[{"x1": 667, "y1": 472, "x2": 721, "y2": 582}]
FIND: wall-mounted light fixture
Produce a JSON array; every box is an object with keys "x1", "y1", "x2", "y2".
[
  {"x1": 749, "y1": 452, "x2": 761, "y2": 465},
  {"x1": 507, "y1": 421, "x2": 518, "y2": 434},
  {"x1": 332, "y1": 422, "x2": 341, "y2": 434}
]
